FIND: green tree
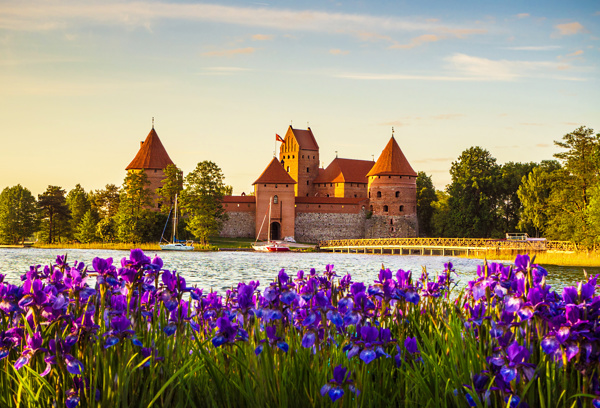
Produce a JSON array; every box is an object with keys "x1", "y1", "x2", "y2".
[
  {"x1": 497, "y1": 162, "x2": 537, "y2": 234},
  {"x1": 446, "y1": 147, "x2": 500, "y2": 238},
  {"x1": 157, "y1": 164, "x2": 183, "y2": 213},
  {"x1": 90, "y1": 184, "x2": 121, "y2": 219},
  {"x1": 66, "y1": 184, "x2": 92, "y2": 239},
  {"x1": 181, "y1": 161, "x2": 228, "y2": 245},
  {"x1": 431, "y1": 190, "x2": 451, "y2": 237},
  {"x1": 545, "y1": 126, "x2": 600, "y2": 244},
  {"x1": 0, "y1": 185, "x2": 39, "y2": 244},
  {"x1": 76, "y1": 210, "x2": 98, "y2": 243},
  {"x1": 38, "y1": 186, "x2": 71, "y2": 243},
  {"x1": 96, "y1": 218, "x2": 117, "y2": 243},
  {"x1": 416, "y1": 171, "x2": 437, "y2": 237},
  {"x1": 517, "y1": 161, "x2": 560, "y2": 237},
  {"x1": 116, "y1": 171, "x2": 153, "y2": 243}
]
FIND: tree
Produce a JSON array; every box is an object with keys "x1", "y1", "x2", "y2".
[
  {"x1": 38, "y1": 186, "x2": 71, "y2": 243},
  {"x1": 545, "y1": 126, "x2": 600, "y2": 244},
  {"x1": 416, "y1": 171, "x2": 437, "y2": 237},
  {"x1": 517, "y1": 161, "x2": 560, "y2": 237},
  {"x1": 90, "y1": 184, "x2": 121, "y2": 219},
  {"x1": 181, "y1": 161, "x2": 228, "y2": 245},
  {"x1": 157, "y1": 164, "x2": 183, "y2": 213},
  {"x1": 116, "y1": 171, "x2": 153, "y2": 243},
  {"x1": 0, "y1": 185, "x2": 39, "y2": 244},
  {"x1": 497, "y1": 162, "x2": 537, "y2": 234},
  {"x1": 76, "y1": 210, "x2": 98, "y2": 243},
  {"x1": 66, "y1": 184, "x2": 92, "y2": 239},
  {"x1": 446, "y1": 147, "x2": 500, "y2": 238},
  {"x1": 431, "y1": 190, "x2": 451, "y2": 237}
]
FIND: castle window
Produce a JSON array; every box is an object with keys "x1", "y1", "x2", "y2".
[
  {"x1": 292, "y1": 155, "x2": 295, "y2": 158},
  {"x1": 318, "y1": 205, "x2": 321, "y2": 208},
  {"x1": 369, "y1": 192, "x2": 371, "y2": 198},
  {"x1": 388, "y1": 176, "x2": 391, "y2": 178},
  {"x1": 302, "y1": 155, "x2": 304, "y2": 158},
  {"x1": 307, "y1": 181, "x2": 309, "y2": 185},
  {"x1": 399, "y1": 205, "x2": 404, "y2": 212},
  {"x1": 307, "y1": 167, "x2": 310, "y2": 172},
  {"x1": 154, "y1": 169, "x2": 157, "y2": 173},
  {"x1": 288, "y1": 155, "x2": 290, "y2": 159},
  {"x1": 273, "y1": 195, "x2": 278, "y2": 204},
  {"x1": 383, "y1": 205, "x2": 388, "y2": 212},
  {"x1": 286, "y1": 184, "x2": 288, "y2": 187},
  {"x1": 330, "y1": 183, "x2": 333, "y2": 187},
  {"x1": 377, "y1": 191, "x2": 382, "y2": 198},
  {"x1": 354, "y1": 194, "x2": 357, "y2": 198},
  {"x1": 287, "y1": 166, "x2": 290, "y2": 172},
  {"x1": 390, "y1": 219, "x2": 393, "y2": 225},
  {"x1": 395, "y1": 191, "x2": 400, "y2": 198},
  {"x1": 306, "y1": 194, "x2": 309, "y2": 197},
  {"x1": 264, "y1": 184, "x2": 267, "y2": 187},
  {"x1": 275, "y1": 184, "x2": 278, "y2": 188},
  {"x1": 313, "y1": 156, "x2": 315, "y2": 159},
  {"x1": 326, "y1": 194, "x2": 330, "y2": 197}
]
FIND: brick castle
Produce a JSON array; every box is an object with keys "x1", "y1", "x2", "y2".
[{"x1": 127, "y1": 125, "x2": 418, "y2": 243}]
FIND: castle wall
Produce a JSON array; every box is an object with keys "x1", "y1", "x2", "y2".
[
  {"x1": 365, "y1": 214, "x2": 418, "y2": 239},
  {"x1": 220, "y1": 211, "x2": 256, "y2": 238},
  {"x1": 295, "y1": 211, "x2": 366, "y2": 243}
]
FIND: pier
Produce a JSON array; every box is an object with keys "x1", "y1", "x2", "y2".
[{"x1": 318, "y1": 238, "x2": 577, "y2": 255}]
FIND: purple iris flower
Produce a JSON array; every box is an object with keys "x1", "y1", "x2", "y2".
[
  {"x1": 405, "y1": 337, "x2": 419, "y2": 354},
  {"x1": 320, "y1": 365, "x2": 360, "y2": 402}
]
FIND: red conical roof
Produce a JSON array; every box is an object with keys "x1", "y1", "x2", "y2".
[
  {"x1": 126, "y1": 128, "x2": 174, "y2": 170},
  {"x1": 253, "y1": 158, "x2": 297, "y2": 185},
  {"x1": 366, "y1": 136, "x2": 416, "y2": 177}
]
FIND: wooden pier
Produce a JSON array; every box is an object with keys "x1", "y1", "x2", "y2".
[{"x1": 318, "y1": 238, "x2": 577, "y2": 255}]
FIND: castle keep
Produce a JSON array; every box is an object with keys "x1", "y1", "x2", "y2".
[
  {"x1": 127, "y1": 125, "x2": 419, "y2": 243},
  {"x1": 221, "y1": 126, "x2": 419, "y2": 242}
]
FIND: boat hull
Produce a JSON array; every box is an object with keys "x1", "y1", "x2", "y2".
[
  {"x1": 159, "y1": 243, "x2": 194, "y2": 251},
  {"x1": 253, "y1": 242, "x2": 290, "y2": 252}
]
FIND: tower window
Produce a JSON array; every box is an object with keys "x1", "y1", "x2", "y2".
[
  {"x1": 307, "y1": 167, "x2": 310, "y2": 172},
  {"x1": 307, "y1": 181, "x2": 309, "y2": 185},
  {"x1": 273, "y1": 195, "x2": 278, "y2": 204},
  {"x1": 377, "y1": 191, "x2": 382, "y2": 198},
  {"x1": 399, "y1": 205, "x2": 404, "y2": 212},
  {"x1": 275, "y1": 184, "x2": 278, "y2": 188},
  {"x1": 313, "y1": 156, "x2": 315, "y2": 159},
  {"x1": 395, "y1": 191, "x2": 400, "y2": 198},
  {"x1": 287, "y1": 166, "x2": 290, "y2": 172},
  {"x1": 302, "y1": 155, "x2": 304, "y2": 158},
  {"x1": 292, "y1": 155, "x2": 295, "y2": 158},
  {"x1": 326, "y1": 194, "x2": 330, "y2": 197},
  {"x1": 383, "y1": 205, "x2": 388, "y2": 212}
]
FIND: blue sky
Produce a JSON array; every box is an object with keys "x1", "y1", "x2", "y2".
[{"x1": 0, "y1": 0, "x2": 598, "y2": 195}]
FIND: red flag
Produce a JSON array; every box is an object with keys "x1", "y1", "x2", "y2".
[{"x1": 276, "y1": 134, "x2": 284, "y2": 143}]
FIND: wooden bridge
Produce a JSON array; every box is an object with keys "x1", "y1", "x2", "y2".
[{"x1": 318, "y1": 238, "x2": 577, "y2": 256}]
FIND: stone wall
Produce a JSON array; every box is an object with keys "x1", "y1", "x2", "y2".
[
  {"x1": 365, "y1": 214, "x2": 418, "y2": 239},
  {"x1": 219, "y1": 211, "x2": 255, "y2": 238},
  {"x1": 295, "y1": 212, "x2": 366, "y2": 243}
]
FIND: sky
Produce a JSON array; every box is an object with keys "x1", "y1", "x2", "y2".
[{"x1": 0, "y1": 0, "x2": 598, "y2": 196}]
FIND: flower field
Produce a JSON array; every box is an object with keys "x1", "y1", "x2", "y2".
[{"x1": 0, "y1": 249, "x2": 597, "y2": 407}]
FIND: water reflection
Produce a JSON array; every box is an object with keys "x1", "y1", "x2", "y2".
[{"x1": 0, "y1": 248, "x2": 596, "y2": 294}]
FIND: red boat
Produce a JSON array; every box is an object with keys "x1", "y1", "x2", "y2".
[{"x1": 266, "y1": 242, "x2": 290, "y2": 252}]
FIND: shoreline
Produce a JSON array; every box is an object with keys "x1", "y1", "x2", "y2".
[{"x1": 14, "y1": 242, "x2": 600, "y2": 268}]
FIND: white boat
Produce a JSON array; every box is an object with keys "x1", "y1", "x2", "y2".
[
  {"x1": 252, "y1": 196, "x2": 290, "y2": 252},
  {"x1": 159, "y1": 195, "x2": 194, "y2": 251}
]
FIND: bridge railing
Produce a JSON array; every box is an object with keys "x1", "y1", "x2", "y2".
[{"x1": 318, "y1": 237, "x2": 576, "y2": 252}]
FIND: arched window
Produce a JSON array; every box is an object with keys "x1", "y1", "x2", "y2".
[
  {"x1": 399, "y1": 205, "x2": 404, "y2": 212},
  {"x1": 395, "y1": 191, "x2": 400, "y2": 198},
  {"x1": 326, "y1": 194, "x2": 330, "y2": 197},
  {"x1": 273, "y1": 195, "x2": 278, "y2": 204},
  {"x1": 383, "y1": 205, "x2": 388, "y2": 212},
  {"x1": 287, "y1": 166, "x2": 290, "y2": 172},
  {"x1": 377, "y1": 191, "x2": 382, "y2": 198},
  {"x1": 307, "y1": 167, "x2": 310, "y2": 173}
]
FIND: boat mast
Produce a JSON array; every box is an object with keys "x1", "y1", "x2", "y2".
[
  {"x1": 173, "y1": 194, "x2": 178, "y2": 243},
  {"x1": 268, "y1": 196, "x2": 272, "y2": 243}
]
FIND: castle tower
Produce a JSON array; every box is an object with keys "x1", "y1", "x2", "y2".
[
  {"x1": 278, "y1": 126, "x2": 319, "y2": 197},
  {"x1": 253, "y1": 158, "x2": 297, "y2": 241},
  {"x1": 367, "y1": 136, "x2": 417, "y2": 218},
  {"x1": 125, "y1": 126, "x2": 175, "y2": 208}
]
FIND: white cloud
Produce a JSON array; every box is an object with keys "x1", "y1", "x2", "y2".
[
  {"x1": 390, "y1": 34, "x2": 441, "y2": 49},
  {"x1": 516, "y1": 13, "x2": 530, "y2": 19},
  {"x1": 252, "y1": 34, "x2": 273, "y2": 41},
  {"x1": 0, "y1": 1, "x2": 486, "y2": 42},
  {"x1": 329, "y1": 48, "x2": 349, "y2": 55}
]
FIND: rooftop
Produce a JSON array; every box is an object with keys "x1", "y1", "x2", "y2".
[
  {"x1": 366, "y1": 136, "x2": 416, "y2": 177},
  {"x1": 253, "y1": 157, "x2": 297, "y2": 185},
  {"x1": 126, "y1": 127, "x2": 175, "y2": 170}
]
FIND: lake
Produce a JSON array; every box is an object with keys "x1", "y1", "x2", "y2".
[{"x1": 0, "y1": 248, "x2": 596, "y2": 294}]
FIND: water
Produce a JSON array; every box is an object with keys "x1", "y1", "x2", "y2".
[{"x1": 0, "y1": 248, "x2": 596, "y2": 294}]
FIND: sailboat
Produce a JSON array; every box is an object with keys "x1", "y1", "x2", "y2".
[
  {"x1": 159, "y1": 194, "x2": 194, "y2": 251},
  {"x1": 252, "y1": 196, "x2": 290, "y2": 252}
]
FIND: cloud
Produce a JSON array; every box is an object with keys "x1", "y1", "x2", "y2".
[
  {"x1": 201, "y1": 47, "x2": 256, "y2": 57},
  {"x1": 554, "y1": 22, "x2": 585, "y2": 36},
  {"x1": 506, "y1": 45, "x2": 561, "y2": 51},
  {"x1": 329, "y1": 48, "x2": 349, "y2": 55},
  {"x1": 536, "y1": 143, "x2": 550, "y2": 148},
  {"x1": 390, "y1": 34, "x2": 441, "y2": 49},
  {"x1": 252, "y1": 34, "x2": 273, "y2": 41},
  {"x1": 338, "y1": 53, "x2": 586, "y2": 82},
  {"x1": 566, "y1": 50, "x2": 584, "y2": 57},
  {"x1": 516, "y1": 13, "x2": 530, "y2": 19},
  {"x1": 0, "y1": 1, "x2": 486, "y2": 45}
]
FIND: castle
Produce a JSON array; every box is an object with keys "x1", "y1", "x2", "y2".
[{"x1": 127, "y1": 125, "x2": 418, "y2": 243}]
